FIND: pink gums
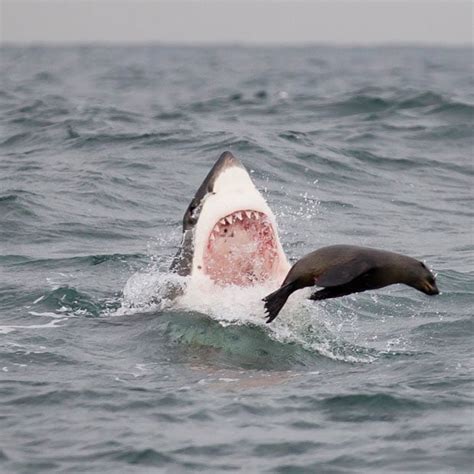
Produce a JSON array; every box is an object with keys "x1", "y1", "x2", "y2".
[{"x1": 203, "y1": 210, "x2": 279, "y2": 286}]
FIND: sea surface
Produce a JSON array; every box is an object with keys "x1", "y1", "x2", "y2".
[{"x1": 0, "y1": 45, "x2": 473, "y2": 473}]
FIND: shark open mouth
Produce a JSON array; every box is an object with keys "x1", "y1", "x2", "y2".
[{"x1": 203, "y1": 209, "x2": 279, "y2": 286}]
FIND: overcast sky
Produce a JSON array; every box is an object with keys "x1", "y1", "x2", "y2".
[{"x1": 1, "y1": 0, "x2": 472, "y2": 45}]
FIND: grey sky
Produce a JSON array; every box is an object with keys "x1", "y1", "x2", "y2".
[{"x1": 1, "y1": 0, "x2": 472, "y2": 45}]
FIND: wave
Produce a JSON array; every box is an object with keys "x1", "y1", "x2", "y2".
[
  {"x1": 320, "y1": 392, "x2": 426, "y2": 422},
  {"x1": 298, "y1": 89, "x2": 474, "y2": 122},
  {"x1": 1, "y1": 253, "x2": 146, "y2": 268},
  {"x1": 36, "y1": 286, "x2": 104, "y2": 317},
  {"x1": 412, "y1": 318, "x2": 473, "y2": 339}
]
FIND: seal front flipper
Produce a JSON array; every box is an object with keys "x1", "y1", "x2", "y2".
[
  {"x1": 263, "y1": 281, "x2": 299, "y2": 323},
  {"x1": 310, "y1": 269, "x2": 381, "y2": 300},
  {"x1": 309, "y1": 286, "x2": 351, "y2": 301},
  {"x1": 313, "y1": 256, "x2": 373, "y2": 287}
]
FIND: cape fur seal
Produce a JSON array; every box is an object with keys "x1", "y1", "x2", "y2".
[{"x1": 263, "y1": 245, "x2": 439, "y2": 323}]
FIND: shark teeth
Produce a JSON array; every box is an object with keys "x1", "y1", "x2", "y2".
[{"x1": 210, "y1": 210, "x2": 268, "y2": 241}]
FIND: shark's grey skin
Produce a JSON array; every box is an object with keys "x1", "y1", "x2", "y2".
[{"x1": 170, "y1": 151, "x2": 243, "y2": 276}]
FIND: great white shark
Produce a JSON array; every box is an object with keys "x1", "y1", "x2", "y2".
[{"x1": 171, "y1": 151, "x2": 290, "y2": 287}]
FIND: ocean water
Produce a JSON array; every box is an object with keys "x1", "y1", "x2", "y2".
[{"x1": 0, "y1": 45, "x2": 473, "y2": 473}]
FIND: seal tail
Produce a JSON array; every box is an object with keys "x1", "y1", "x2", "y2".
[{"x1": 263, "y1": 282, "x2": 297, "y2": 324}]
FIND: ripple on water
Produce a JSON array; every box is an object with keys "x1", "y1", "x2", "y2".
[{"x1": 0, "y1": 45, "x2": 472, "y2": 474}]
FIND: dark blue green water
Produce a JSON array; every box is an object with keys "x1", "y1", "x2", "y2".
[{"x1": 1, "y1": 45, "x2": 473, "y2": 473}]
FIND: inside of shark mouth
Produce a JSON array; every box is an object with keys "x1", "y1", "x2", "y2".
[{"x1": 203, "y1": 210, "x2": 279, "y2": 286}]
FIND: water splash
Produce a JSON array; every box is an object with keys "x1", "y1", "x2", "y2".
[
  {"x1": 117, "y1": 267, "x2": 188, "y2": 315},
  {"x1": 117, "y1": 266, "x2": 376, "y2": 363}
]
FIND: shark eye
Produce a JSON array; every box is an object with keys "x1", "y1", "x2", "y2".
[
  {"x1": 188, "y1": 200, "x2": 198, "y2": 215},
  {"x1": 184, "y1": 201, "x2": 199, "y2": 227}
]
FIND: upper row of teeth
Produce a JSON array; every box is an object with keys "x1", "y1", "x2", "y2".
[
  {"x1": 208, "y1": 211, "x2": 263, "y2": 238},
  {"x1": 218, "y1": 211, "x2": 261, "y2": 227}
]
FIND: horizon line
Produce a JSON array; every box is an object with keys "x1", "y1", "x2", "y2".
[{"x1": 1, "y1": 40, "x2": 472, "y2": 48}]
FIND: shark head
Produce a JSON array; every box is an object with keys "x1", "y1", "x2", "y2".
[{"x1": 171, "y1": 151, "x2": 289, "y2": 286}]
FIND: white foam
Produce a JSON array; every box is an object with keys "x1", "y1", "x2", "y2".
[
  {"x1": 0, "y1": 318, "x2": 67, "y2": 334},
  {"x1": 117, "y1": 263, "x2": 374, "y2": 363},
  {"x1": 116, "y1": 268, "x2": 187, "y2": 315},
  {"x1": 176, "y1": 271, "x2": 279, "y2": 326},
  {"x1": 32, "y1": 295, "x2": 46, "y2": 304},
  {"x1": 28, "y1": 311, "x2": 67, "y2": 319}
]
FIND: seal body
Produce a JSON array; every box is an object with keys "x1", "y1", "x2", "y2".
[{"x1": 263, "y1": 245, "x2": 439, "y2": 323}]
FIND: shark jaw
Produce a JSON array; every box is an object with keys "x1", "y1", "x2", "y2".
[{"x1": 171, "y1": 151, "x2": 289, "y2": 286}]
